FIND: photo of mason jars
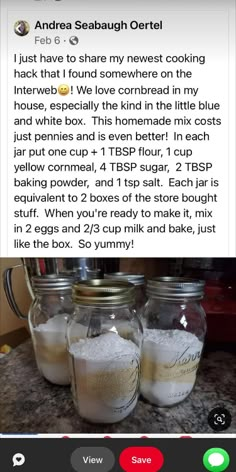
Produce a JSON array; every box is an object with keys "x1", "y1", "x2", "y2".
[{"x1": 1, "y1": 258, "x2": 235, "y2": 433}]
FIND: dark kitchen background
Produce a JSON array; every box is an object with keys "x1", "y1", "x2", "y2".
[{"x1": 1, "y1": 257, "x2": 236, "y2": 349}]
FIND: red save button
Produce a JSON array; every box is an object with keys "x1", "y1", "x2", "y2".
[{"x1": 119, "y1": 447, "x2": 164, "y2": 472}]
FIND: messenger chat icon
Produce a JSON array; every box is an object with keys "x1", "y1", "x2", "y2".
[
  {"x1": 12, "y1": 453, "x2": 25, "y2": 467},
  {"x1": 203, "y1": 448, "x2": 230, "y2": 472}
]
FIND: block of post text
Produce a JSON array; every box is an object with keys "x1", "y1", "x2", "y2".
[{"x1": 4, "y1": 10, "x2": 231, "y2": 256}]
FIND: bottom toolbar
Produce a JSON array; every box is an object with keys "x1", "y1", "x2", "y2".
[{"x1": 0, "y1": 438, "x2": 235, "y2": 472}]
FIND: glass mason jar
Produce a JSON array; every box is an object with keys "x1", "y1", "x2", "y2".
[
  {"x1": 67, "y1": 280, "x2": 143, "y2": 424},
  {"x1": 28, "y1": 275, "x2": 74, "y2": 385},
  {"x1": 104, "y1": 272, "x2": 147, "y2": 316},
  {"x1": 141, "y1": 277, "x2": 207, "y2": 407}
]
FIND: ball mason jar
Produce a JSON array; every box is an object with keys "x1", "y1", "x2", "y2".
[
  {"x1": 67, "y1": 280, "x2": 143, "y2": 424},
  {"x1": 141, "y1": 277, "x2": 207, "y2": 407},
  {"x1": 104, "y1": 272, "x2": 147, "y2": 316},
  {"x1": 28, "y1": 275, "x2": 74, "y2": 385}
]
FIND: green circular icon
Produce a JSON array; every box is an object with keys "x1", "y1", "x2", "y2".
[{"x1": 203, "y1": 448, "x2": 230, "y2": 472}]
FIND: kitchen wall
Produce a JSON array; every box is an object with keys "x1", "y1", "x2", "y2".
[{"x1": 120, "y1": 258, "x2": 183, "y2": 277}]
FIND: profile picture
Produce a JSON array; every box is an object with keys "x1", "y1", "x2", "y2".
[{"x1": 14, "y1": 20, "x2": 30, "y2": 37}]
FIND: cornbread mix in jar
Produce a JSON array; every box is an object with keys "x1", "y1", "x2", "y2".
[
  {"x1": 28, "y1": 275, "x2": 74, "y2": 385},
  {"x1": 104, "y1": 272, "x2": 147, "y2": 316},
  {"x1": 141, "y1": 277, "x2": 207, "y2": 407},
  {"x1": 67, "y1": 279, "x2": 143, "y2": 424}
]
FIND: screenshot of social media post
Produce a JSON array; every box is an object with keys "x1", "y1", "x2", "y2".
[
  {"x1": 0, "y1": 0, "x2": 235, "y2": 257},
  {"x1": 1, "y1": 3, "x2": 236, "y2": 468},
  {"x1": 0, "y1": 257, "x2": 235, "y2": 436}
]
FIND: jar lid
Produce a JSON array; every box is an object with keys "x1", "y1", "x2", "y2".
[
  {"x1": 32, "y1": 274, "x2": 73, "y2": 293},
  {"x1": 104, "y1": 272, "x2": 145, "y2": 286},
  {"x1": 72, "y1": 279, "x2": 135, "y2": 306},
  {"x1": 147, "y1": 277, "x2": 205, "y2": 300}
]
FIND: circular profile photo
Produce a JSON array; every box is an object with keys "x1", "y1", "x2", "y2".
[{"x1": 14, "y1": 20, "x2": 30, "y2": 37}]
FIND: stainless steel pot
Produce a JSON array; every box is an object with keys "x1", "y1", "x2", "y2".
[{"x1": 3, "y1": 258, "x2": 119, "y2": 319}]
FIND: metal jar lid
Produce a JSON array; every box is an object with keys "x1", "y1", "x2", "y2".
[
  {"x1": 104, "y1": 272, "x2": 145, "y2": 286},
  {"x1": 32, "y1": 274, "x2": 74, "y2": 293},
  {"x1": 147, "y1": 277, "x2": 205, "y2": 300},
  {"x1": 72, "y1": 279, "x2": 135, "y2": 306}
]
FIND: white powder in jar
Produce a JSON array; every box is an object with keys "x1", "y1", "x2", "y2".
[
  {"x1": 141, "y1": 329, "x2": 203, "y2": 407},
  {"x1": 69, "y1": 332, "x2": 140, "y2": 423},
  {"x1": 32, "y1": 314, "x2": 70, "y2": 385}
]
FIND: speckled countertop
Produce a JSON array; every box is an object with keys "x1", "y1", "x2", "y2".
[{"x1": 0, "y1": 340, "x2": 235, "y2": 434}]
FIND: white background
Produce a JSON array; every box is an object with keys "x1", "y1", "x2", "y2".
[{"x1": 0, "y1": 0, "x2": 235, "y2": 257}]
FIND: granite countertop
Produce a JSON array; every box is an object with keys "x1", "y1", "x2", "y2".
[{"x1": 0, "y1": 340, "x2": 235, "y2": 434}]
